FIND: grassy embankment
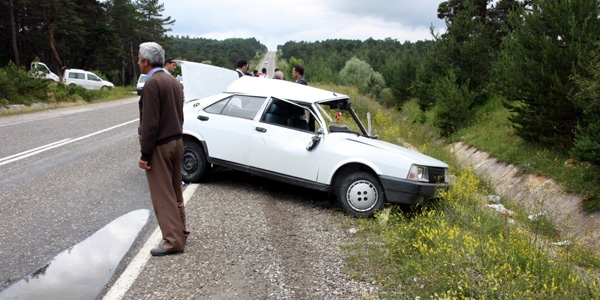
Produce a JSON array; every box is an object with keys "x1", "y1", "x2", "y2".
[{"x1": 313, "y1": 83, "x2": 600, "y2": 299}]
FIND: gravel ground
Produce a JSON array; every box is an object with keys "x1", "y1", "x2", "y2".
[{"x1": 119, "y1": 169, "x2": 378, "y2": 299}]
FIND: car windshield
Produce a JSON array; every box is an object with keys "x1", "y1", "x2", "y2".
[{"x1": 316, "y1": 101, "x2": 367, "y2": 136}]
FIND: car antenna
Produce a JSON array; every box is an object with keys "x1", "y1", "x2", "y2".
[{"x1": 330, "y1": 86, "x2": 337, "y2": 96}]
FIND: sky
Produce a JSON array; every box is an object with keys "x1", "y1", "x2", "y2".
[{"x1": 161, "y1": 0, "x2": 447, "y2": 51}]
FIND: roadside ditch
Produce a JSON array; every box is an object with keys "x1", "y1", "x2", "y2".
[{"x1": 447, "y1": 141, "x2": 600, "y2": 249}]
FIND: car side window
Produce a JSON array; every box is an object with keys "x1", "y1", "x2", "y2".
[
  {"x1": 261, "y1": 99, "x2": 312, "y2": 132},
  {"x1": 88, "y1": 74, "x2": 99, "y2": 81},
  {"x1": 69, "y1": 72, "x2": 84, "y2": 79},
  {"x1": 204, "y1": 95, "x2": 266, "y2": 120}
]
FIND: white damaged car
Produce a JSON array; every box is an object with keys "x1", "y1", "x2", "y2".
[{"x1": 179, "y1": 61, "x2": 449, "y2": 217}]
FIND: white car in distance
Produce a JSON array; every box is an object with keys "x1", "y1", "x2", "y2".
[{"x1": 179, "y1": 61, "x2": 449, "y2": 217}]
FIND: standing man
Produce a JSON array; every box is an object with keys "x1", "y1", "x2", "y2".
[
  {"x1": 292, "y1": 64, "x2": 307, "y2": 85},
  {"x1": 164, "y1": 58, "x2": 176, "y2": 74},
  {"x1": 235, "y1": 59, "x2": 250, "y2": 77},
  {"x1": 137, "y1": 42, "x2": 189, "y2": 256},
  {"x1": 272, "y1": 68, "x2": 284, "y2": 80}
]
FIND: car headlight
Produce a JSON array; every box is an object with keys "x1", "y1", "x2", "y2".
[{"x1": 408, "y1": 164, "x2": 429, "y2": 182}]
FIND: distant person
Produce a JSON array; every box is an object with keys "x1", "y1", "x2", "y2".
[
  {"x1": 253, "y1": 69, "x2": 259, "y2": 77},
  {"x1": 164, "y1": 58, "x2": 176, "y2": 74},
  {"x1": 293, "y1": 64, "x2": 307, "y2": 85},
  {"x1": 259, "y1": 67, "x2": 269, "y2": 78},
  {"x1": 235, "y1": 59, "x2": 250, "y2": 77},
  {"x1": 272, "y1": 68, "x2": 284, "y2": 80},
  {"x1": 137, "y1": 42, "x2": 189, "y2": 256}
]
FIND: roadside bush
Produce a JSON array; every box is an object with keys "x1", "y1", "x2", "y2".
[
  {"x1": 412, "y1": 53, "x2": 444, "y2": 111},
  {"x1": 571, "y1": 115, "x2": 600, "y2": 165},
  {"x1": 570, "y1": 47, "x2": 600, "y2": 166},
  {"x1": 0, "y1": 61, "x2": 51, "y2": 105},
  {"x1": 339, "y1": 56, "x2": 386, "y2": 100},
  {"x1": 433, "y1": 71, "x2": 476, "y2": 136}
]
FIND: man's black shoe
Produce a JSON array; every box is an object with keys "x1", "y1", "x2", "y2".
[{"x1": 150, "y1": 246, "x2": 184, "y2": 256}]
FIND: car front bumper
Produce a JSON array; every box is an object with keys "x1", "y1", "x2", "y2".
[{"x1": 379, "y1": 175, "x2": 448, "y2": 204}]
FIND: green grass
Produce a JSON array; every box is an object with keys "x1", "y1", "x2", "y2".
[{"x1": 316, "y1": 84, "x2": 600, "y2": 299}]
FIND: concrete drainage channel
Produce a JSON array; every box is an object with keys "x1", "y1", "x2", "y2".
[{"x1": 447, "y1": 141, "x2": 600, "y2": 249}]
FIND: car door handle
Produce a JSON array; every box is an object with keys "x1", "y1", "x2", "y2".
[
  {"x1": 255, "y1": 127, "x2": 267, "y2": 133},
  {"x1": 197, "y1": 115, "x2": 209, "y2": 121}
]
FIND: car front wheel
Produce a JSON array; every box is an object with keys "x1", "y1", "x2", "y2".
[
  {"x1": 182, "y1": 140, "x2": 210, "y2": 183},
  {"x1": 336, "y1": 171, "x2": 385, "y2": 217}
]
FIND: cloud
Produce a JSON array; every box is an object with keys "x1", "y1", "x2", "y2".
[{"x1": 162, "y1": 0, "x2": 446, "y2": 51}]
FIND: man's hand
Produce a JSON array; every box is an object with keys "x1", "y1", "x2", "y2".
[{"x1": 139, "y1": 160, "x2": 151, "y2": 170}]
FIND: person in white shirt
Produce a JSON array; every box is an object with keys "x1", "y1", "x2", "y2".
[{"x1": 259, "y1": 67, "x2": 269, "y2": 78}]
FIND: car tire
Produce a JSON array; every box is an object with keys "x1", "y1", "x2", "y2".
[
  {"x1": 336, "y1": 171, "x2": 385, "y2": 217},
  {"x1": 182, "y1": 140, "x2": 210, "y2": 183}
]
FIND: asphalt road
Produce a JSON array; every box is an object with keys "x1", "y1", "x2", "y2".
[
  {"x1": 258, "y1": 51, "x2": 276, "y2": 78},
  {"x1": 0, "y1": 97, "x2": 155, "y2": 294}
]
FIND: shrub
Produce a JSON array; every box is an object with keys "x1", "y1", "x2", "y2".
[
  {"x1": 339, "y1": 56, "x2": 386, "y2": 100},
  {"x1": 0, "y1": 61, "x2": 51, "y2": 105},
  {"x1": 571, "y1": 115, "x2": 600, "y2": 165},
  {"x1": 433, "y1": 71, "x2": 476, "y2": 136}
]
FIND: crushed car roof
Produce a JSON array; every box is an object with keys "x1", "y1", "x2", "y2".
[{"x1": 226, "y1": 76, "x2": 348, "y2": 104}]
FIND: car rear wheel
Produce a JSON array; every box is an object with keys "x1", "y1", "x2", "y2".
[
  {"x1": 336, "y1": 171, "x2": 385, "y2": 217},
  {"x1": 182, "y1": 140, "x2": 210, "y2": 183}
]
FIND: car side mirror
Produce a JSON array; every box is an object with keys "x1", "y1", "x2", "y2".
[
  {"x1": 306, "y1": 135, "x2": 321, "y2": 151},
  {"x1": 306, "y1": 129, "x2": 323, "y2": 151}
]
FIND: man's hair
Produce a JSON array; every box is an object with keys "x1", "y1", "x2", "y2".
[
  {"x1": 261, "y1": 68, "x2": 267, "y2": 73},
  {"x1": 293, "y1": 64, "x2": 304, "y2": 75},
  {"x1": 139, "y1": 42, "x2": 164, "y2": 68},
  {"x1": 165, "y1": 57, "x2": 174, "y2": 65},
  {"x1": 236, "y1": 59, "x2": 248, "y2": 68},
  {"x1": 274, "y1": 68, "x2": 279, "y2": 72}
]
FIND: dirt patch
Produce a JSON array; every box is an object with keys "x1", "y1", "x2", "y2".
[{"x1": 448, "y1": 142, "x2": 600, "y2": 248}]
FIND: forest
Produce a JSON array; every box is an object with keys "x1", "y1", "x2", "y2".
[
  {"x1": 1, "y1": 0, "x2": 600, "y2": 166},
  {"x1": 0, "y1": 0, "x2": 266, "y2": 86}
]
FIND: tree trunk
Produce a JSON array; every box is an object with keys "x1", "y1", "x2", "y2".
[
  {"x1": 121, "y1": 42, "x2": 125, "y2": 86},
  {"x1": 44, "y1": 4, "x2": 63, "y2": 76},
  {"x1": 131, "y1": 41, "x2": 137, "y2": 83},
  {"x1": 9, "y1": 0, "x2": 20, "y2": 68}
]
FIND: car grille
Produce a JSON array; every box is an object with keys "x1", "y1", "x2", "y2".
[{"x1": 428, "y1": 167, "x2": 446, "y2": 183}]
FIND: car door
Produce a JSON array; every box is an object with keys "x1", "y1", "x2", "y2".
[
  {"x1": 248, "y1": 99, "x2": 323, "y2": 181},
  {"x1": 87, "y1": 73, "x2": 101, "y2": 90},
  {"x1": 198, "y1": 95, "x2": 267, "y2": 166}
]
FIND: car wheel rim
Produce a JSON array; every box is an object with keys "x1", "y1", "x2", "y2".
[
  {"x1": 182, "y1": 151, "x2": 198, "y2": 175},
  {"x1": 346, "y1": 180, "x2": 378, "y2": 212}
]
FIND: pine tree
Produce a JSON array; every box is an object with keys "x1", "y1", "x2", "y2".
[{"x1": 493, "y1": 0, "x2": 600, "y2": 151}]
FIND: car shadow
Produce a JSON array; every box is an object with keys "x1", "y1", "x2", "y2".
[{"x1": 204, "y1": 167, "x2": 336, "y2": 210}]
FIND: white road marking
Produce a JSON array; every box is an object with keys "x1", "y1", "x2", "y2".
[
  {"x1": 102, "y1": 183, "x2": 199, "y2": 300},
  {"x1": 0, "y1": 119, "x2": 138, "y2": 166}
]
